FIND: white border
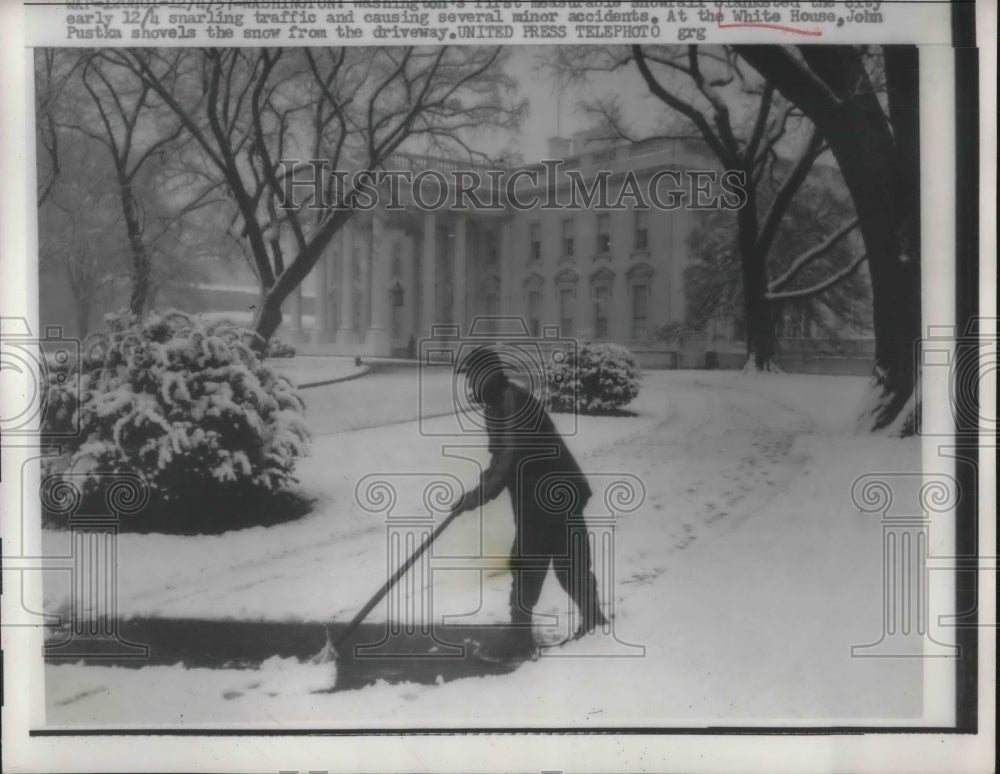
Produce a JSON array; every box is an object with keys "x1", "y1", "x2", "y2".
[{"x1": 2, "y1": 0, "x2": 996, "y2": 771}]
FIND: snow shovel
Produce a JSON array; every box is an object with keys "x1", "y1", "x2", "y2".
[{"x1": 312, "y1": 504, "x2": 466, "y2": 668}]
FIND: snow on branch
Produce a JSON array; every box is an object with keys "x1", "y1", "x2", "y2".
[
  {"x1": 766, "y1": 252, "x2": 867, "y2": 302},
  {"x1": 768, "y1": 217, "x2": 861, "y2": 292}
]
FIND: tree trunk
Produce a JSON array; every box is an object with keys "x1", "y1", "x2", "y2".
[
  {"x1": 118, "y1": 177, "x2": 151, "y2": 317},
  {"x1": 75, "y1": 298, "x2": 91, "y2": 338},
  {"x1": 735, "y1": 46, "x2": 920, "y2": 432},
  {"x1": 736, "y1": 176, "x2": 780, "y2": 372},
  {"x1": 248, "y1": 207, "x2": 353, "y2": 352},
  {"x1": 250, "y1": 293, "x2": 283, "y2": 356}
]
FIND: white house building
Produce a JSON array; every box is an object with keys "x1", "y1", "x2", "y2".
[{"x1": 285, "y1": 133, "x2": 720, "y2": 361}]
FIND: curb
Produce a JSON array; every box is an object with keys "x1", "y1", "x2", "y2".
[{"x1": 296, "y1": 364, "x2": 371, "y2": 390}]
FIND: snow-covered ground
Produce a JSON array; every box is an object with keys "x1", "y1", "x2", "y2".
[
  {"x1": 42, "y1": 369, "x2": 926, "y2": 728},
  {"x1": 268, "y1": 355, "x2": 368, "y2": 387}
]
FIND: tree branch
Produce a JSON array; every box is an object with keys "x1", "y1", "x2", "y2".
[
  {"x1": 755, "y1": 127, "x2": 824, "y2": 256},
  {"x1": 768, "y1": 217, "x2": 860, "y2": 291},
  {"x1": 766, "y1": 252, "x2": 866, "y2": 301},
  {"x1": 631, "y1": 45, "x2": 731, "y2": 164}
]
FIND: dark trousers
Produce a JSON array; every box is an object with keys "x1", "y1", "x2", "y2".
[{"x1": 508, "y1": 503, "x2": 604, "y2": 631}]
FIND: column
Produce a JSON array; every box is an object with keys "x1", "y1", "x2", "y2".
[
  {"x1": 575, "y1": 277, "x2": 593, "y2": 342},
  {"x1": 499, "y1": 217, "x2": 512, "y2": 316},
  {"x1": 312, "y1": 240, "x2": 330, "y2": 343},
  {"x1": 493, "y1": 222, "x2": 505, "y2": 319},
  {"x1": 421, "y1": 211, "x2": 437, "y2": 337},
  {"x1": 44, "y1": 479, "x2": 149, "y2": 661},
  {"x1": 358, "y1": 219, "x2": 371, "y2": 346},
  {"x1": 336, "y1": 219, "x2": 358, "y2": 348},
  {"x1": 351, "y1": 475, "x2": 463, "y2": 660},
  {"x1": 849, "y1": 474, "x2": 958, "y2": 658},
  {"x1": 402, "y1": 234, "x2": 417, "y2": 353},
  {"x1": 610, "y1": 271, "x2": 623, "y2": 342},
  {"x1": 288, "y1": 285, "x2": 305, "y2": 343},
  {"x1": 366, "y1": 211, "x2": 391, "y2": 356},
  {"x1": 281, "y1": 229, "x2": 305, "y2": 342},
  {"x1": 452, "y1": 215, "x2": 467, "y2": 335}
]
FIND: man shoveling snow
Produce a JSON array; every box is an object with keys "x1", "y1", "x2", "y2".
[{"x1": 452, "y1": 346, "x2": 608, "y2": 661}]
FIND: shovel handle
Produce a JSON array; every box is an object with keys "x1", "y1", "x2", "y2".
[{"x1": 331, "y1": 506, "x2": 465, "y2": 652}]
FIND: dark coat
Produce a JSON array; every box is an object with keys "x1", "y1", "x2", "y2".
[{"x1": 468, "y1": 376, "x2": 592, "y2": 518}]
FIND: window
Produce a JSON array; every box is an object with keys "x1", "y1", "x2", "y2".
[
  {"x1": 596, "y1": 213, "x2": 611, "y2": 255},
  {"x1": 528, "y1": 290, "x2": 542, "y2": 337},
  {"x1": 634, "y1": 210, "x2": 649, "y2": 251},
  {"x1": 631, "y1": 284, "x2": 649, "y2": 340},
  {"x1": 785, "y1": 307, "x2": 810, "y2": 338},
  {"x1": 529, "y1": 223, "x2": 542, "y2": 263},
  {"x1": 559, "y1": 288, "x2": 574, "y2": 337},
  {"x1": 594, "y1": 286, "x2": 610, "y2": 339},
  {"x1": 562, "y1": 218, "x2": 575, "y2": 258}
]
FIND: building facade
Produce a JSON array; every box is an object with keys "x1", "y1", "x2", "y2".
[
  {"x1": 286, "y1": 135, "x2": 716, "y2": 360},
  {"x1": 39, "y1": 131, "x2": 873, "y2": 372}
]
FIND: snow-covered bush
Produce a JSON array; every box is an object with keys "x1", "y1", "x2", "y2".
[
  {"x1": 42, "y1": 310, "x2": 311, "y2": 531},
  {"x1": 547, "y1": 342, "x2": 641, "y2": 415},
  {"x1": 267, "y1": 338, "x2": 296, "y2": 359}
]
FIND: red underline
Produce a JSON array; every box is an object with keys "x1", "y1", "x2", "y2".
[{"x1": 716, "y1": 3, "x2": 824, "y2": 36}]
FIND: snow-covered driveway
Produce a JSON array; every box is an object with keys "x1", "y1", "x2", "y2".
[{"x1": 43, "y1": 371, "x2": 925, "y2": 728}]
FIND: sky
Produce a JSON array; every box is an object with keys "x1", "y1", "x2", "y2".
[
  {"x1": 471, "y1": 45, "x2": 814, "y2": 166},
  {"x1": 479, "y1": 45, "x2": 655, "y2": 162}
]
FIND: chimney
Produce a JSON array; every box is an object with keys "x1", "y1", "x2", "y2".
[
  {"x1": 572, "y1": 127, "x2": 612, "y2": 156},
  {"x1": 571, "y1": 130, "x2": 589, "y2": 156},
  {"x1": 546, "y1": 136, "x2": 572, "y2": 159}
]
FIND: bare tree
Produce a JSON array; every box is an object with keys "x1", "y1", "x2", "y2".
[
  {"x1": 113, "y1": 47, "x2": 524, "y2": 350},
  {"x1": 734, "y1": 45, "x2": 920, "y2": 434},
  {"x1": 685, "y1": 182, "x2": 869, "y2": 345},
  {"x1": 39, "y1": 141, "x2": 128, "y2": 336},
  {"x1": 35, "y1": 50, "x2": 83, "y2": 207},
  {"x1": 58, "y1": 51, "x2": 186, "y2": 316},
  {"x1": 550, "y1": 45, "x2": 860, "y2": 372}
]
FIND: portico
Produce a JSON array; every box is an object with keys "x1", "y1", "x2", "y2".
[
  {"x1": 280, "y1": 141, "x2": 695, "y2": 359},
  {"x1": 286, "y1": 207, "x2": 505, "y2": 357}
]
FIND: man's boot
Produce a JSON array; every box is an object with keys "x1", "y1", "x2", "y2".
[
  {"x1": 475, "y1": 624, "x2": 536, "y2": 663},
  {"x1": 575, "y1": 606, "x2": 609, "y2": 639}
]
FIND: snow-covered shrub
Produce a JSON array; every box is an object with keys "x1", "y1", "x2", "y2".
[
  {"x1": 267, "y1": 338, "x2": 296, "y2": 359},
  {"x1": 547, "y1": 342, "x2": 641, "y2": 415},
  {"x1": 42, "y1": 310, "x2": 311, "y2": 532}
]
